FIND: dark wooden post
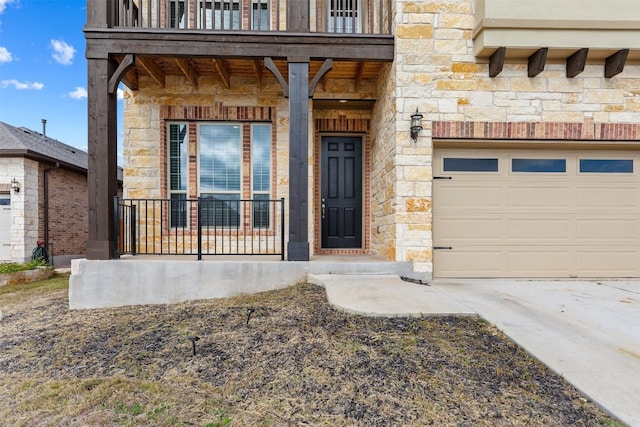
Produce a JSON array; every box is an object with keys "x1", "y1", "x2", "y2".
[
  {"x1": 86, "y1": 0, "x2": 113, "y2": 28},
  {"x1": 86, "y1": 57, "x2": 119, "y2": 259},
  {"x1": 287, "y1": 0, "x2": 309, "y2": 32},
  {"x1": 287, "y1": 58, "x2": 310, "y2": 261}
]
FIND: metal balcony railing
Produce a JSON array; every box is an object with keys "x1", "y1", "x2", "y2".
[
  {"x1": 115, "y1": 196, "x2": 285, "y2": 259},
  {"x1": 112, "y1": 0, "x2": 392, "y2": 34}
]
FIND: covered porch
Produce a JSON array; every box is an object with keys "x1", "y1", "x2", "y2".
[{"x1": 85, "y1": 0, "x2": 394, "y2": 263}]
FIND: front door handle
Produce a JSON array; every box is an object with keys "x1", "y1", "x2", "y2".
[{"x1": 321, "y1": 198, "x2": 326, "y2": 219}]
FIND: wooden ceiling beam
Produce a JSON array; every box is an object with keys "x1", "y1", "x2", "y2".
[
  {"x1": 528, "y1": 48, "x2": 548, "y2": 77},
  {"x1": 121, "y1": 69, "x2": 139, "y2": 91},
  {"x1": 309, "y1": 59, "x2": 333, "y2": 96},
  {"x1": 175, "y1": 58, "x2": 199, "y2": 88},
  {"x1": 212, "y1": 58, "x2": 231, "y2": 89},
  {"x1": 354, "y1": 61, "x2": 365, "y2": 88},
  {"x1": 489, "y1": 47, "x2": 506, "y2": 77},
  {"x1": 321, "y1": 74, "x2": 330, "y2": 91},
  {"x1": 252, "y1": 60, "x2": 263, "y2": 89},
  {"x1": 265, "y1": 57, "x2": 288, "y2": 97},
  {"x1": 605, "y1": 49, "x2": 629, "y2": 78},
  {"x1": 566, "y1": 48, "x2": 588, "y2": 78},
  {"x1": 137, "y1": 56, "x2": 165, "y2": 88}
]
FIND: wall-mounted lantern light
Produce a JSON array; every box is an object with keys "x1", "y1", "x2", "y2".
[
  {"x1": 10, "y1": 177, "x2": 20, "y2": 194},
  {"x1": 410, "y1": 108, "x2": 423, "y2": 143}
]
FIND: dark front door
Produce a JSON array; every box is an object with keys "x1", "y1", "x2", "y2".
[{"x1": 321, "y1": 136, "x2": 362, "y2": 248}]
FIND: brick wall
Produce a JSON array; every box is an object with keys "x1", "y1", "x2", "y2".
[
  {"x1": 43, "y1": 167, "x2": 88, "y2": 257},
  {"x1": 124, "y1": 68, "x2": 379, "y2": 256},
  {"x1": 433, "y1": 120, "x2": 640, "y2": 141}
]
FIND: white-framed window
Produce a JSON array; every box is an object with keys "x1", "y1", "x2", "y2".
[
  {"x1": 168, "y1": 123, "x2": 189, "y2": 228},
  {"x1": 251, "y1": 123, "x2": 272, "y2": 228},
  {"x1": 327, "y1": 0, "x2": 360, "y2": 33},
  {"x1": 199, "y1": 123, "x2": 242, "y2": 227},
  {"x1": 169, "y1": 121, "x2": 273, "y2": 229}
]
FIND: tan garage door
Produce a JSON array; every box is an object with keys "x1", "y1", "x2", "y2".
[{"x1": 433, "y1": 148, "x2": 640, "y2": 278}]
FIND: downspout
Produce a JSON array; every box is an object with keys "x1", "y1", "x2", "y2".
[{"x1": 44, "y1": 162, "x2": 60, "y2": 263}]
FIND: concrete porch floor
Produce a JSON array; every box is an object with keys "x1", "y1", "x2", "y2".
[{"x1": 69, "y1": 255, "x2": 417, "y2": 309}]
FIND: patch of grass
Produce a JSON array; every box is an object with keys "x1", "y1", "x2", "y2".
[
  {"x1": 0, "y1": 277, "x2": 625, "y2": 426},
  {"x1": 0, "y1": 259, "x2": 49, "y2": 274},
  {"x1": 205, "y1": 409, "x2": 232, "y2": 427},
  {"x1": 0, "y1": 272, "x2": 69, "y2": 298}
]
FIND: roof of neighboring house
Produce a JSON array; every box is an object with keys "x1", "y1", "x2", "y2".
[{"x1": 0, "y1": 121, "x2": 122, "y2": 180}]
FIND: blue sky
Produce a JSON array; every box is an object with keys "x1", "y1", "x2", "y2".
[{"x1": 0, "y1": 0, "x2": 123, "y2": 159}]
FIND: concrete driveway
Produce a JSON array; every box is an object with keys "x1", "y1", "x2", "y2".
[{"x1": 431, "y1": 279, "x2": 640, "y2": 427}]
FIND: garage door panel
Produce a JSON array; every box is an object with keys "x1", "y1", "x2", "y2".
[
  {"x1": 435, "y1": 249, "x2": 504, "y2": 277},
  {"x1": 508, "y1": 219, "x2": 572, "y2": 240},
  {"x1": 576, "y1": 249, "x2": 640, "y2": 276},
  {"x1": 508, "y1": 250, "x2": 571, "y2": 275},
  {"x1": 435, "y1": 217, "x2": 503, "y2": 240},
  {"x1": 576, "y1": 187, "x2": 638, "y2": 209},
  {"x1": 576, "y1": 219, "x2": 638, "y2": 240},
  {"x1": 508, "y1": 186, "x2": 572, "y2": 209},
  {"x1": 434, "y1": 148, "x2": 640, "y2": 278},
  {"x1": 435, "y1": 185, "x2": 502, "y2": 210}
]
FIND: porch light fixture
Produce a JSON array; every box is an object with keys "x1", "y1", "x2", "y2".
[
  {"x1": 410, "y1": 108, "x2": 423, "y2": 142},
  {"x1": 10, "y1": 177, "x2": 19, "y2": 194}
]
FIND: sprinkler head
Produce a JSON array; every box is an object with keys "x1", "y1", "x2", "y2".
[
  {"x1": 187, "y1": 335, "x2": 200, "y2": 356},
  {"x1": 246, "y1": 308, "x2": 255, "y2": 325}
]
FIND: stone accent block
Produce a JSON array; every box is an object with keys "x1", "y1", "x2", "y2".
[
  {"x1": 396, "y1": 24, "x2": 434, "y2": 39},
  {"x1": 406, "y1": 198, "x2": 432, "y2": 213},
  {"x1": 406, "y1": 248, "x2": 433, "y2": 263},
  {"x1": 451, "y1": 63, "x2": 479, "y2": 74}
]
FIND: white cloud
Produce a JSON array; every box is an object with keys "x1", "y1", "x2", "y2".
[
  {"x1": 117, "y1": 88, "x2": 124, "y2": 100},
  {"x1": 0, "y1": 47, "x2": 12, "y2": 63},
  {"x1": 50, "y1": 39, "x2": 76, "y2": 65},
  {"x1": 1, "y1": 79, "x2": 44, "y2": 90},
  {"x1": 0, "y1": 0, "x2": 16, "y2": 14},
  {"x1": 68, "y1": 86, "x2": 87, "y2": 99}
]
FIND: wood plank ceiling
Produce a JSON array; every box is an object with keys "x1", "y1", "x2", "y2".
[{"x1": 114, "y1": 55, "x2": 384, "y2": 92}]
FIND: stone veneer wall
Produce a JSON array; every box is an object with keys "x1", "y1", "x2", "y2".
[
  {"x1": 370, "y1": 62, "x2": 399, "y2": 261},
  {"x1": 123, "y1": 74, "x2": 291, "y2": 249},
  {"x1": 124, "y1": 67, "x2": 380, "y2": 257},
  {"x1": 123, "y1": 74, "x2": 287, "y2": 201},
  {"x1": 392, "y1": 0, "x2": 640, "y2": 275},
  {"x1": 0, "y1": 157, "x2": 39, "y2": 262}
]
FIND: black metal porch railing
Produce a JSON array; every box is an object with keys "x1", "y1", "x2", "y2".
[
  {"x1": 114, "y1": 197, "x2": 285, "y2": 260},
  {"x1": 112, "y1": 0, "x2": 392, "y2": 35}
]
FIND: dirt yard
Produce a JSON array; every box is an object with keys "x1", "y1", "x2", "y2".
[{"x1": 0, "y1": 274, "x2": 623, "y2": 426}]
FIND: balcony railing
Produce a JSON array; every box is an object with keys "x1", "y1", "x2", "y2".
[
  {"x1": 115, "y1": 196, "x2": 285, "y2": 259},
  {"x1": 112, "y1": 0, "x2": 392, "y2": 34}
]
